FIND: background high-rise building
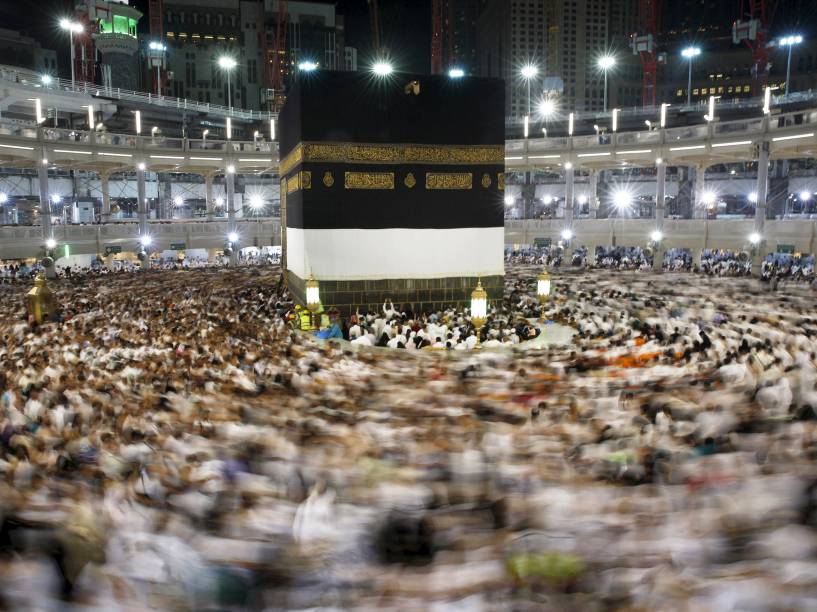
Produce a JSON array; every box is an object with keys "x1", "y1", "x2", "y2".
[
  {"x1": 477, "y1": 0, "x2": 638, "y2": 118},
  {"x1": 157, "y1": 0, "x2": 354, "y2": 111},
  {"x1": 0, "y1": 29, "x2": 57, "y2": 76}
]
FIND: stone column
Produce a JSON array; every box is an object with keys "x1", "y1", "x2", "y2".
[
  {"x1": 137, "y1": 163, "x2": 148, "y2": 270},
  {"x1": 563, "y1": 163, "x2": 575, "y2": 226},
  {"x1": 37, "y1": 149, "x2": 56, "y2": 279},
  {"x1": 226, "y1": 164, "x2": 238, "y2": 266},
  {"x1": 204, "y1": 173, "x2": 215, "y2": 219},
  {"x1": 653, "y1": 160, "x2": 667, "y2": 272},
  {"x1": 100, "y1": 171, "x2": 111, "y2": 223},
  {"x1": 588, "y1": 170, "x2": 600, "y2": 219},
  {"x1": 753, "y1": 141, "x2": 770, "y2": 276},
  {"x1": 692, "y1": 164, "x2": 708, "y2": 220}
]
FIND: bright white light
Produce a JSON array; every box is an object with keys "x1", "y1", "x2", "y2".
[
  {"x1": 249, "y1": 195, "x2": 264, "y2": 210},
  {"x1": 173, "y1": 196, "x2": 183, "y2": 206},
  {"x1": 702, "y1": 191, "x2": 716, "y2": 205},
  {"x1": 134, "y1": 110, "x2": 141, "y2": 134},
  {"x1": 612, "y1": 190, "x2": 633, "y2": 211},
  {"x1": 504, "y1": 195, "x2": 514, "y2": 206},
  {"x1": 45, "y1": 238, "x2": 56, "y2": 250},
  {"x1": 140, "y1": 235, "x2": 152, "y2": 247},
  {"x1": 564, "y1": 162, "x2": 573, "y2": 170},
  {"x1": 372, "y1": 61, "x2": 393, "y2": 76},
  {"x1": 41, "y1": 75, "x2": 52, "y2": 85},
  {"x1": 799, "y1": 191, "x2": 812, "y2": 201},
  {"x1": 215, "y1": 197, "x2": 225, "y2": 207},
  {"x1": 137, "y1": 162, "x2": 146, "y2": 171},
  {"x1": 682, "y1": 46, "x2": 701, "y2": 58},
  {"x1": 227, "y1": 232, "x2": 239, "y2": 243},
  {"x1": 149, "y1": 42, "x2": 166, "y2": 51},
  {"x1": 538, "y1": 98, "x2": 557, "y2": 119},
  {"x1": 218, "y1": 56, "x2": 237, "y2": 70},
  {"x1": 0, "y1": 193, "x2": 7, "y2": 203},
  {"x1": 270, "y1": 119, "x2": 275, "y2": 141},
  {"x1": 780, "y1": 35, "x2": 803, "y2": 46},
  {"x1": 448, "y1": 67, "x2": 465, "y2": 78},
  {"x1": 543, "y1": 195, "x2": 553, "y2": 205},
  {"x1": 226, "y1": 117, "x2": 232, "y2": 139},
  {"x1": 650, "y1": 230, "x2": 663, "y2": 243},
  {"x1": 523, "y1": 115, "x2": 529, "y2": 138},
  {"x1": 226, "y1": 165, "x2": 236, "y2": 174},
  {"x1": 298, "y1": 60, "x2": 318, "y2": 72},
  {"x1": 568, "y1": 113, "x2": 574, "y2": 136},
  {"x1": 598, "y1": 55, "x2": 616, "y2": 70},
  {"x1": 50, "y1": 194, "x2": 62, "y2": 204},
  {"x1": 764, "y1": 87, "x2": 772, "y2": 114},
  {"x1": 577, "y1": 195, "x2": 588, "y2": 205},
  {"x1": 612, "y1": 108, "x2": 619, "y2": 132},
  {"x1": 748, "y1": 232, "x2": 761, "y2": 245},
  {"x1": 656, "y1": 157, "x2": 663, "y2": 165},
  {"x1": 660, "y1": 103, "x2": 668, "y2": 127},
  {"x1": 748, "y1": 192, "x2": 759, "y2": 203},
  {"x1": 520, "y1": 64, "x2": 538, "y2": 79},
  {"x1": 561, "y1": 229, "x2": 574, "y2": 241},
  {"x1": 60, "y1": 19, "x2": 83, "y2": 33}
]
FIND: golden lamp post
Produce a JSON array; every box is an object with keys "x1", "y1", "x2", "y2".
[
  {"x1": 470, "y1": 279, "x2": 488, "y2": 345},
  {"x1": 305, "y1": 276, "x2": 321, "y2": 331},
  {"x1": 26, "y1": 274, "x2": 56, "y2": 324},
  {"x1": 537, "y1": 269, "x2": 552, "y2": 304}
]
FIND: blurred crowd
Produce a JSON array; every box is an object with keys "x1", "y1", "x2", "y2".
[{"x1": 2, "y1": 266, "x2": 817, "y2": 608}]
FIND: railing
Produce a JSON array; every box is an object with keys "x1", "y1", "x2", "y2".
[
  {"x1": 0, "y1": 116, "x2": 279, "y2": 158},
  {"x1": 508, "y1": 107, "x2": 817, "y2": 153},
  {"x1": 504, "y1": 90, "x2": 817, "y2": 132},
  {"x1": 0, "y1": 64, "x2": 276, "y2": 122}
]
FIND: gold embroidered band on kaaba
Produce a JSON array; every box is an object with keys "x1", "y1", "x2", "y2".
[
  {"x1": 426, "y1": 172, "x2": 473, "y2": 190},
  {"x1": 286, "y1": 171, "x2": 312, "y2": 194},
  {"x1": 280, "y1": 142, "x2": 504, "y2": 175},
  {"x1": 344, "y1": 172, "x2": 395, "y2": 189}
]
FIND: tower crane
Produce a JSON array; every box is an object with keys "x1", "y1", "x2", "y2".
[{"x1": 733, "y1": 0, "x2": 779, "y2": 95}]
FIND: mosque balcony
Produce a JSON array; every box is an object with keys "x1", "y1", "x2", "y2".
[
  {"x1": 0, "y1": 218, "x2": 281, "y2": 259},
  {"x1": 93, "y1": 33, "x2": 140, "y2": 56}
]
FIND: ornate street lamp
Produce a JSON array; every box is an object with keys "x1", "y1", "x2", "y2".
[
  {"x1": 306, "y1": 276, "x2": 321, "y2": 330},
  {"x1": 537, "y1": 269, "x2": 551, "y2": 304},
  {"x1": 470, "y1": 279, "x2": 488, "y2": 343}
]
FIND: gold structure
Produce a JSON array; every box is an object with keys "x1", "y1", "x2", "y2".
[
  {"x1": 280, "y1": 141, "x2": 504, "y2": 173},
  {"x1": 537, "y1": 269, "x2": 552, "y2": 304},
  {"x1": 26, "y1": 274, "x2": 56, "y2": 324},
  {"x1": 344, "y1": 172, "x2": 395, "y2": 189},
  {"x1": 305, "y1": 277, "x2": 321, "y2": 331},
  {"x1": 426, "y1": 172, "x2": 473, "y2": 190}
]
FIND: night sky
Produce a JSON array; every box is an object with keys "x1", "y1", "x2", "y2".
[{"x1": 0, "y1": 0, "x2": 432, "y2": 76}]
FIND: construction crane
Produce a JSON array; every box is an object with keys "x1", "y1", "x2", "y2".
[
  {"x1": 631, "y1": 0, "x2": 661, "y2": 107},
  {"x1": 431, "y1": 1, "x2": 456, "y2": 75},
  {"x1": 368, "y1": 0, "x2": 382, "y2": 56},
  {"x1": 266, "y1": 0, "x2": 288, "y2": 111},
  {"x1": 734, "y1": 0, "x2": 778, "y2": 95},
  {"x1": 431, "y1": 0, "x2": 444, "y2": 74}
]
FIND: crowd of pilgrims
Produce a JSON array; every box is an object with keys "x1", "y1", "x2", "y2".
[
  {"x1": 3, "y1": 263, "x2": 817, "y2": 608},
  {"x1": 506, "y1": 247, "x2": 817, "y2": 283}
]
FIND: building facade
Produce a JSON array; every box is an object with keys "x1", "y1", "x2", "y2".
[
  {"x1": 158, "y1": 0, "x2": 353, "y2": 111},
  {"x1": 0, "y1": 29, "x2": 57, "y2": 76},
  {"x1": 477, "y1": 0, "x2": 637, "y2": 119}
]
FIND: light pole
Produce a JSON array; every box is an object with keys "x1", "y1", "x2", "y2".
[
  {"x1": 148, "y1": 42, "x2": 166, "y2": 96},
  {"x1": 682, "y1": 47, "x2": 701, "y2": 106},
  {"x1": 218, "y1": 56, "x2": 237, "y2": 112},
  {"x1": 520, "y1": 65, "x2": 538, "y2": 118},
  {"x1": 597, "y1": 55, "x2": 615, "y2": 112},
  {"x1": 59, "y1": 19, "x2": 83, "y2": 91},
  {"x1": 780, "y1": 35, "x2": 803, "y2": 97}
]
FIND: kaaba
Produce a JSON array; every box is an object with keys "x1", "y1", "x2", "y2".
[{"x1": 279, "y1": 70, "x2": 505, "y2": 314}]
